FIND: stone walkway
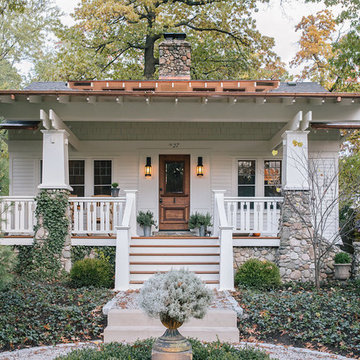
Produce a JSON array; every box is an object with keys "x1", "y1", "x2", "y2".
[{"x1": 0, "y1": 341, "x2": 356, "y2": 360}]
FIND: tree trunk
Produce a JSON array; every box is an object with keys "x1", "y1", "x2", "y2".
[{"x1": 144, "y1": 35, "x2": 158, "y2": 79}]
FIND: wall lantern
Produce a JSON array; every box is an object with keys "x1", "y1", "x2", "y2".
[
  {"x1": 196, "y1": 157, "x2": 204, "y2": 177},
  {"x1": 145, "y1": 157, "x2": 152, "y2": 177}
]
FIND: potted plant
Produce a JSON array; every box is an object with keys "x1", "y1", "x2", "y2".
[
  {"x1": 110, "y1": 182, "x2": 120, "y2": 197},
  {"x1": 334, "y1": 252, "x2": 352, "y2": 280},
  {"x1": 189, "y1": 212, "x2": 212, "y2": 236},
  {"x1": 137, "y1": 210, "x2": 156, "y2": 236},
  {"x1": 139, "y1": 269, "x2": 213, "y2": 358}
]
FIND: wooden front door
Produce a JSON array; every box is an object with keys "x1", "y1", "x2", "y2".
[{"x1": 159, "y1": 155, "x2": 190, "y2": 230}]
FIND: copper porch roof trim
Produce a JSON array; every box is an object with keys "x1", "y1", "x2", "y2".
[{"x1": 1, "y1": 90, "x2": 360, "y2": 98}]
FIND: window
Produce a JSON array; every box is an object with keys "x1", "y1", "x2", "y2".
[
  {"x1": 69, "y1": 160, "x2": 85, "y2": 197},
  {"x1": 264, "y1": 160, "x2": 282, "y2": 197},
  {"x1": 238, "y1": 160, "x2": 255, "y2": 197},
  {"x1": 94, "y1": 160, "x2": 112, "y2": 195}
]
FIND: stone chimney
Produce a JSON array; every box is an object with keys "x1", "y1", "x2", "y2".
[{"x1": 159, "y1": 33, "x2": 191, "y2": 80}]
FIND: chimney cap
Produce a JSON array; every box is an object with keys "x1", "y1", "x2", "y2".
[{"x1": 163, "y1": 33, "x2": 187, "y2": 41}]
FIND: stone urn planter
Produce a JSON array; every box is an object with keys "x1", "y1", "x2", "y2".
[
  {"x1": 334, "y1": 252, "x2": 352, "y2": 280},
  {"x1": 139, "y1": 270, "x2": 213, "y2": 360},
  {"x1": 152, "y1": 315, "x2": 192, "y2": 359},
  {"x1": 334, "y1": 264, "x2": 351, "y2": 280}
]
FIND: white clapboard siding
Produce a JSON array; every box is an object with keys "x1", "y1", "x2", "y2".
[
  {"x1": 114, "y1": 155, "x2": 138, "y2": 190},
  {"x1": 11, "y1": 158, "x2": 37, "y2": 196},
  {"x1": 310, "y1": 158, "x2": 339, "y2": 243},
  {"x1": 210, "y1": 156, "x2": 233, "y2": 193}
]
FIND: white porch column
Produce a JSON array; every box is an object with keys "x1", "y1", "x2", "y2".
[
  {"x1": 38, "y1": 130, "x2": 72, "y2": 190},
  {"x1": 282, "y1": 130, "x2": 309, "y2": 190},
  {"x1": 114, "y1": 225, "x2": 130, "y2": 290}
]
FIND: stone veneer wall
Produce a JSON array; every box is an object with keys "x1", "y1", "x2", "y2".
[
  {"x1": 159, "y1": 38, "x2": 191, "y2": 80},
  {"x1": 353, "y1": 242, "x2": 360, "y2": 279},
  {"x1": 233, "y1": 190, "x2": 339, "y2": 282},
  {"x1": 233, "y1": 247, "x2": 278, "y2": 269}
]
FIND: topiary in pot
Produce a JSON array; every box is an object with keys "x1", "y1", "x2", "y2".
[
  {"x1": 137, "y1": 210, "x2": 156, "y2": 236},
  {"x1": 111, "y1": 182, "x2": 120, "y2": 197},
  {"x1": 235, "y1": 259, "x2": 281, "y2": 289},
  {"x1": 139, "y1": 269, "x2": 213, "y2": 358},
  {"x1": 334, "y1": 252, "x2": 352, "y2": 280}
]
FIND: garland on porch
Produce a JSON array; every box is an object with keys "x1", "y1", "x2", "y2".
[{"x1": 17, "y1": 189, "x2": 70, "y2": 280}]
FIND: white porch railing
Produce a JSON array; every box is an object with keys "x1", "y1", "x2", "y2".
[
  {"x1": 224, "y1": 197, "x2": 283, "y2": 236},
  {"x1": 69, "y1": 197, "x2": 126, "y2": 235},
  {"x1": 0, "y1": 196, "x2": 36, "y2": 234}
]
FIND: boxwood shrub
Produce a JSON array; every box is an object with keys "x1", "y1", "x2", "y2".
[
  {"x1": 56, "y1": 339, "x2": 271, "y2": 360},
  {"x1": 70, "y1": 258, "x2": 113, "y2": 288},
  {"x1": 235, "y1": 259, "x2": 281, "y2": 289},
  {"x1": 334, "y1": 252, "x2": 352, "y2": 264}
]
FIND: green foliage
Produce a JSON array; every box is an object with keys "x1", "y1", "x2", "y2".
[
  {"x1": 137, "y1": 210, "x2": 155, "y2": 227},
  {"x1": 0, "y1": 277, "x2": 113, "y2": 351},
  {"x1": 188, "y1": 212, "x2": 212, "y2": 229},
  {"x1": 339, "y1": 205, "x2": 356, "y2": 254},
  {"x1": 334, "y1": 252, "x2": 352, "y2": 264},
  {"x1": 56, "y1": 338, "x2": 271, "y2": 360},
  {"x1": 17, "y1": 190, "x2": 69, "y2": 280},
  {"x1": 0, "y1": 124, "x2": 9, "y2": 195},
  {"x1": 234, "y1": 283, "x2": 360, "y2": 357},
  {"x1": 32, "y1": 0, "x2": 287, "y2": 81},
  {"x1": 70, "y1": 258, "x2": 113, "y2": 288},
  {"x1": 0, "y1": 246, "x2": 16, "y2": 290},
  {"x1": 235, "y1": 259, "x2": 281, "y2": 289},
  {"x1": 0, "y1": 0, "x2": 62, "y2": 89},
  {"x1": 111, "y1": 182, "x2": 119, "y2": 188}
]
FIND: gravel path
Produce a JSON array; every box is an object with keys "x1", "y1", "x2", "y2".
[{"x1": 0, "y1": 341, "x2": 356, "y2": 360}]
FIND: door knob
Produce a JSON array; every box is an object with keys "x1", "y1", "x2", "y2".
[{"x1": 159, "y1": 198, "x2": 163, "y2": 203}]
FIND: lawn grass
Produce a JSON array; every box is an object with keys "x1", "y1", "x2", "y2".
[
  {"x1": 0, "y1": 276, "x2": 113, "y2": 351},
  {"x1": 233, "y1": 280, "x2": 360, "y2": 359}
]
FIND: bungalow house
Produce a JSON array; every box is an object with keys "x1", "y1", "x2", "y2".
[{"x1": 0, "y1": 33, "x2": 359, "y2": 291}]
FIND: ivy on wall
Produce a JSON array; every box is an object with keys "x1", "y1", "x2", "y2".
[{"x1": 17, "y1": 189, "x2": 70, "y2": 280}]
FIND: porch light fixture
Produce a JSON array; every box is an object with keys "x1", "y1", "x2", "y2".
[
  {"x1": 196, "y1": 157, "x2": 204, "y2": 177},
  {"x1": 145, "y1": 157, "x2": 152, "y2": 177}
]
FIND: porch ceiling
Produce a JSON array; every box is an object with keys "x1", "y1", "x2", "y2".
[{"x1": 8, "y1": 121, "x2": 341, "y2": 141}]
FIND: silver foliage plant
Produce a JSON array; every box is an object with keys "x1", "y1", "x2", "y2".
[{"x1": 139, "y1": 269, "x2": 213, "y2": 323}]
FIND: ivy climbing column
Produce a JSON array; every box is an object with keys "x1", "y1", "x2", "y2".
[{"x1": 31, "y1": 129, "x2": 73, "y2": 278}]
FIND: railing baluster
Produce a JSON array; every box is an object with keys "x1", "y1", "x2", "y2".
[
  {"x1": 232, "y1": 201, "x2": 237, "y2": 231},
  {"x1": 253, "y1": 201, "x2": 258, "y2": 233},
  {"x1": 266, "y1": 201, "x2": 271, "y2": 233},
  {"x1": 245, "y1": 201, "x2": 250, "y2": 232},
  {"x1": 79, "y1": 202, "x2": 84, "y2": 232},
  {"x1": 239, "y1": 201, "x2": 244, "y2": 232}
]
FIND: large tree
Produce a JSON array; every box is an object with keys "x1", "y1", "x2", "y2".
[
  {"x1": 35, "y1": 0, "x2": 287, "y2": 81},
  {"x1": 0, "y1": 0, "x2": 61, "y2": 89}
]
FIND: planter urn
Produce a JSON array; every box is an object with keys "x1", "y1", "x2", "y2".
[
  {"x1": 198, "y1": 226, "x2": 206, "y2": 237},
  {"x1": 334, "y1": 263, "x2": 351, "y2": 280},
  {"x1": 111, "y1": 187, "x2": 120, "y2": 197},
  {"x1": 152, "y1": 315, "x2": 192, "y2": 360},
  {"x1": 143, "y1": 225, "x2": 152, "y2": 237}
]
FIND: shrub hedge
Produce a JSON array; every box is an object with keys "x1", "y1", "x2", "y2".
[
  {"x1": 70, "y1": 258, "x2": 113, "y2": 288},
  {"x1": 56, "y1": 339, "x2": 271, "y2": 360},
  {"x1": 235, "y1": 259, "x2": 281, "y2": 289}
]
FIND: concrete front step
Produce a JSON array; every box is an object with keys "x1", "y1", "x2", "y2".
[
  {"x1": 104, "y1": 309, "x2": 239, "y2": 343},
  {"x1": 130, "y1": 255, "x2": 220, "y2": 262},
  {"x1": 129, "y1": 264, "x2": 220, "y2": 272},
  {"x1": 131, "y1": 238, "x2": 220, "y2": 246},
  {"x1": 130, "y1": 246, "x2": 220, "y2": 254},
  {"x1": 130, "y1": 272, "x2": 219, "y2": 282}
]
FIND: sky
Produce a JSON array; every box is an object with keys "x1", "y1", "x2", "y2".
[{"x1": 17, "y1": 0, "x2": 334, "y2": 78}]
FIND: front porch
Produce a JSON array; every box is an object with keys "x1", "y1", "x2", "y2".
[{"x1": 0, "y1": 192, "x2": 282, "y2": 290}]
